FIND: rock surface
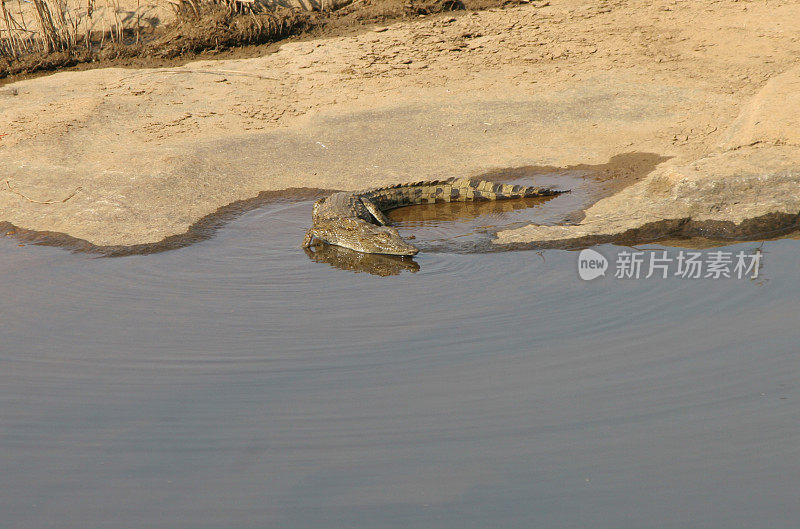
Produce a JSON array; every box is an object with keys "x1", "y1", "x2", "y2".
[
  {"x1": 496, "y1": 65, "x2": 800, "y2": 247},
  {"x1": 1, "y1": 0, "x2": 800, "y2": 249}
]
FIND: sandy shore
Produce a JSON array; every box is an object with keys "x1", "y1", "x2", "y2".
[{"x1": 1, "y1": 0, "x2": 799, "y2": 250}]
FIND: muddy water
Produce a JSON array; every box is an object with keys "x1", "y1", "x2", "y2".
[{"x1": 2, "y1": 176, "x2": 800, "y2": 529}]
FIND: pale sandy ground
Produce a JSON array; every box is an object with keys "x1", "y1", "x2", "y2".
[{"x1": 1, "y1": 0, "x2": 800, "y2": 248}]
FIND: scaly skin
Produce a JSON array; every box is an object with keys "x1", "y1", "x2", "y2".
[{"x1": 302, "y1": 177, "x2": 567, "y2": 255}]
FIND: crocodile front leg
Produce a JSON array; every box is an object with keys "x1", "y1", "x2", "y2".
[
  {"x1": 360, "y1": 197, "x2": 392, "y2": 226},
  {"x1": 302, "y1": 228, "x2": 317, "y2": 248}
]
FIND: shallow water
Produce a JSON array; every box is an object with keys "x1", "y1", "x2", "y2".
[{"x1": 2, "y1": 187, "x2": 799, "y2": 529}]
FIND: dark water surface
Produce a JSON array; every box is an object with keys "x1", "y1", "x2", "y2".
[{"x1": 2, "y1": 189, "x2": 799, "y2": 529}]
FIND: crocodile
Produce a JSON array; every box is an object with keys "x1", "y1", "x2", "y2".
[{"x1": 302, "y1": 177, "x2": 567, "y2": 255}]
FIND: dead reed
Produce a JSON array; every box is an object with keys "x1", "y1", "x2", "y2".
[
  {"x1": 0, "y1": 0, "x2": 292, "y2": 62},
  {"x1": 174, "y1": 0, "x2": 261, "y2": 17},
  {"x1": 1, "y1": 0, "x2": 85, "y2": 59},
  {"x1": 1, "y1": 0, "x2": 469, "y2": 73}
]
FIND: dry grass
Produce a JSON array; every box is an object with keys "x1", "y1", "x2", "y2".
[
  {"x1": 1, "y1": 0, "x2": 80, "y2": 59},
  {"x1": 0, "y1": 0, "x2": 130, "y2": 61},
  {"x1": 0, "y1": 0, "x2": 500, "y2": 76},
  {"x1": 0, "y1": 0, "x2": 316, "y2": 64}
]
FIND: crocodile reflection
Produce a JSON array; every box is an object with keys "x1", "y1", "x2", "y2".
[{"x1": 304, "y1": 245, "x2": 420, "y2": 276}]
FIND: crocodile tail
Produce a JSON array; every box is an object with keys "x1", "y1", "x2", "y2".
[{"x1": 363, "y1": 178, "x2": 565, "y2": 211}]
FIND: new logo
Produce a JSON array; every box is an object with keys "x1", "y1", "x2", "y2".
[{"x1": 577, "y1": 249, "x2": 608, "y2": 280}]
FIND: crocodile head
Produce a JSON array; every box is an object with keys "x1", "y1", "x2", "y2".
[{"x1": 312, "y1": 218, "x2": 419, "y2": 256}]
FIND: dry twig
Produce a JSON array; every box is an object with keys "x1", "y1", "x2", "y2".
[
  {"x1": 122, "y1": 68, "x2": 280, "y2": 81},
  {"x1": 4, "y1": 179, "x2": 82, "y2": 204}
]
